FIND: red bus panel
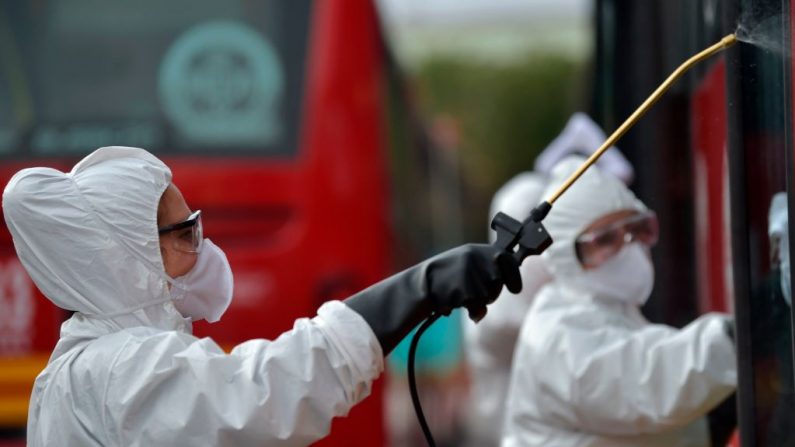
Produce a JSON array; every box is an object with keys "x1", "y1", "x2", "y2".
[{"x1": 0, "y1": 1, "x2": 389, "y2": 444}]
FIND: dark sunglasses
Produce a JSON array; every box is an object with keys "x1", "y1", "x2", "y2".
[{"x1": 158, "y1": 210, "x2": 203, "y2": 253}]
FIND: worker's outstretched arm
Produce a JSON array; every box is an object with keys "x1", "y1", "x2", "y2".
[{"x1": 345, "y1": 243, "x2": 521, "y2": 354}]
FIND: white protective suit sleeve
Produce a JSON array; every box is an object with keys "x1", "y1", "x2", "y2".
[
  {"x1": 103, "y1": 301, "x2": 383, "y2": 447},
  {"x1": 529, "y1": 310, "x2": 735, "y2": 435}
]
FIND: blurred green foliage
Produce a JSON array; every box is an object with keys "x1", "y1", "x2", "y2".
[
  {"x1": 414, "y1": 53, "x2": 588, "y2": 240},
  {"x1": 417, "y1": 53, "x2": 586, "y2": 191}
]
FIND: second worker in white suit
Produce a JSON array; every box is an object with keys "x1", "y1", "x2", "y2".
[
  {"x1": 463, "y1": 112, "x2": 635, "y2": 446},
  {"x1": 501, "y1": 157, "x2": 737, "y2": 447}
]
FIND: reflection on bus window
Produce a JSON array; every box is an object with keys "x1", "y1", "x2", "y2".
[
  {"x1": 0, "y1": 0, "x2": 310, "y2": 157},
  {"x1": 732, "y1": 22, "x2": 795, "y2": 441},
  {"x1": 748, "y1": 191, "x2": 795, "y2": 444},
  {"x1": 769, "y1": 192, "x2": 791, "y2": 307}
]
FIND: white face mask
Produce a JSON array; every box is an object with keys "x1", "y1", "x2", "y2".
[
  {"x1": 572, "y1": 243, "x2": 654, "y2": 306},
  {"x1": 170, "y1": 238, "x2": 234, "y2": 322}
]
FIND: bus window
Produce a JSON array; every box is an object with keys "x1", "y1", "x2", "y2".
[
  {"x1": 0, "y1": 0, "x2": 310, "y2": 158},
  {"x1": 726, "y1": 1, "x2": 795, "y2": 445}
]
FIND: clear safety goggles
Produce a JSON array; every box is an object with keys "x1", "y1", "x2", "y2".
[
  {"x1": 158, "y1": 210, "x2": 204, "y2": 254},
  {"x1": 575, "y1": 210, "x2": 658, "y2": 269}
]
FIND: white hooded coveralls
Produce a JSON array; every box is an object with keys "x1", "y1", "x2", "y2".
[
  {"x1": 463, "y1": 172, "x2": 551, "y2": 446},
  {"x1": 3, "y1": 147, "x2": 384, "y2": 447},
  {"x1": 501, "y1": 157, "x2": 736, "y2": 447},
  {"x1": 464, "y1": 113, "x2": 635, "y2": 446}
]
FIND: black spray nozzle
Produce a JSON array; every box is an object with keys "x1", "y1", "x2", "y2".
[
  {"x1": 528, "y1": 201, "x2": 551, "y2": 222},
  {"x1": 490, "y1": 201, "x2": 553, "y2": 293}
]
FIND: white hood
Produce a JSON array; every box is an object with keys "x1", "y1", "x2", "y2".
[
  {"x1": 2, "y1": 147, "x2": 183, "y2": 354},
  {"x1": 541, "y1": 156, "x2": 646, "y2": 280},
  {"x1": 534, "y1": 113, "x2": 635, "y2": 184}
]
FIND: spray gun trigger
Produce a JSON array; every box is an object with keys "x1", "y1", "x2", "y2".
[
  {"x1": 513, "y1": 221, "x2": 553, "y2": 262},
  {"x1": 491, "y1": 212, "x2": 524, "y2": 251},
  {"x1": 490, "y1": 209, "x2": 554, "y2": 293}
]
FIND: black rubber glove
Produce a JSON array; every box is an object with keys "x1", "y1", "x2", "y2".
[{"x1": 344, "y1": 243, "x2": 521, "y2": 355}]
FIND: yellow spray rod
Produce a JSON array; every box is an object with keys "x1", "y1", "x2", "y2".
[
  {"x1": 491, "y1": 33, "x2": 738, "y2": 295},
  {"x1": 546, "y1": 33, "x2": 738, "y2": 205}
]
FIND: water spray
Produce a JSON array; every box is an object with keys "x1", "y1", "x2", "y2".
[{"x1": 409, "y1": 32, "x2": 740, "y2": 447}]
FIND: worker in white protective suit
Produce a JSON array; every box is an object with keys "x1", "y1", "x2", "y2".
[
  {"x1": 3, "y1": 146, "x2": 521, "y2": 447},
  {"x1": 463, "y1": 113, "x2": 634, "y2": 447},
  {"x1": 463, "y1": 172, "x2": 551, "y2": 447},
  {"x1": 501, "y1": 156, "x2": 737, "y2": 447}
]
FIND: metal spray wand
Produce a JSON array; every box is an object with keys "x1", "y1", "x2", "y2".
[
  {"x1": 546, "y1": 33, "x2": 737, "y2": 204},
  {"x1": 490, "y1": 34, "x2": 738, "y2": 294}
]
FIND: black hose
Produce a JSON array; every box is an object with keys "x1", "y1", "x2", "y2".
[{"x1": 408, "y1": 312, "x2": 443, "y2": 447}]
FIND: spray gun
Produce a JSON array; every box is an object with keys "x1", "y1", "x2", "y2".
[{"x1": 410, "y1": 33, "x2": 738, "y2": 447}]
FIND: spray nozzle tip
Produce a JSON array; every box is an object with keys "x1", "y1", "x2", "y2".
[
  {"x1": 529, "y1": 201, "x2": 552, "y2": 223},
  {"x1": 722, "y1": 33, "x2": 739, "y2": 47}
]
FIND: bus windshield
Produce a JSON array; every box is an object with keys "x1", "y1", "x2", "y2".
[{"x1": 0, "y1": 0, "x2": 310, "y2": 158}]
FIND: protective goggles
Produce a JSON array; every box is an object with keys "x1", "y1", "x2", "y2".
[
  {"x1": 575, "y1": 211, "x2": 658, "y2": 269},
  {"x1": 158, "y1": 210, "x2": 203, "y2": 253}
]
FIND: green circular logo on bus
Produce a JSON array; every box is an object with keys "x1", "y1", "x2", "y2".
[{"x1": 159, "y1": 20, "x2": 284, "y2": 146}]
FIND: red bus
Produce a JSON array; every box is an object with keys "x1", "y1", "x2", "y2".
[
  {"x1": 0, "y1": 1, "x2": 393, "y2": 445},
  {"x1": 595, "y1": 0, "x2": 795, "y2": 444}
]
